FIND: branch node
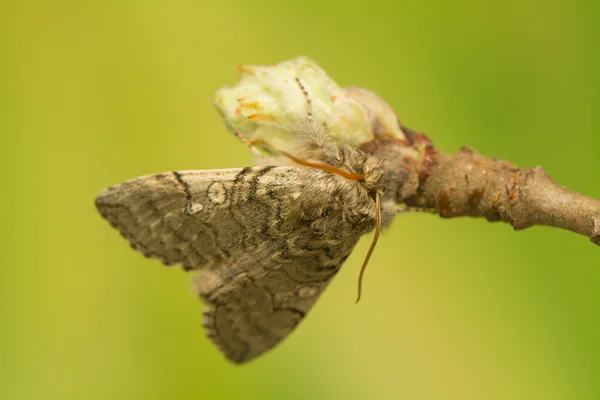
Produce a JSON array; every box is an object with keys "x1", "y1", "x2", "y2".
[{"x1": 591, "y1": 216, "x2": 600, "y2": 246}]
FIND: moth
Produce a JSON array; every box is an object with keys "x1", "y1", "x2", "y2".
[{"x1": 96, "y1": 121, "x2": 394, "y2": 363}]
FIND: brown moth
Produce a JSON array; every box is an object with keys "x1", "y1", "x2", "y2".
[{"x1": 96, "y1": 121, "x2": 392, "y2": 363}]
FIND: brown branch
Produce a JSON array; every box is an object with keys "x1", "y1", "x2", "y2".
[
  {"x1": 389, "y1": 134, "x2": 600, "y2": 246},
  {"x1": 361, "y1": 128, "x2": 600, "y2": 246}
]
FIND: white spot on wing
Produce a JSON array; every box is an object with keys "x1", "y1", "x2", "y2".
[
  {"x1": 297, "y1": 285, "x2": 318, "y2": 298},
  {"x1": 208, "y1": 182, "x2": 226, "y2": 205},
  {"x1": 190, "y1": 203, "x2": 204, "y2": 214}
]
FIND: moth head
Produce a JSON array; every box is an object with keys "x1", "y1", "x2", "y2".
[
  {"x1": 306, "y1": 140, "x2": 386, "y2": 200},
  {"x1": 346, "y1": 147, "x2": 385, "y2": 197},
  {"x1": 362, "y1": 157, "x2": 385, "y2": 196}
]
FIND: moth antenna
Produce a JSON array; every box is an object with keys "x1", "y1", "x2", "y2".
[
  {"x1": 250, "y1": 138, "x2": 366, "y2": 181},
  {"x1": 280, "y1": 150, "x2": 366, "y2": 180},
  {"x1": 233, "y1": 131, "x2": 265, "y2": 159},
  {"x1": 295, "y1": 77, "x2": 313, "y2": 120},
  {"x1": 355, "y1": 192, "x2": 382, "y2": 304}
]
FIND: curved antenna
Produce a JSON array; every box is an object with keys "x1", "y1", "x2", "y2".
[
  {"x1": 279, "y1": 150, "x2": 366, "y2": 181},
  {"x1": 356, "y1": 193, "x2": 382, "y2": 304}
]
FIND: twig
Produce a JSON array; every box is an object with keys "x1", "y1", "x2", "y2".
[{"x1": 378, "y1": 132, "x2": 600, "y2": 246}]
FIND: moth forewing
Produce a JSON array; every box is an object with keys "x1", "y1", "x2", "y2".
[
  {"x1": 96, "y1": 160, "x2": 382, "y2": 363},
  {"x1": 96, "y1": 167, "x2": 301, "y2": 269}
]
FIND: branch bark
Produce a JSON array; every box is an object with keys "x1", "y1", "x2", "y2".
[{"x1": 366, "y1": 130, "x2": 600, "y2": 246}]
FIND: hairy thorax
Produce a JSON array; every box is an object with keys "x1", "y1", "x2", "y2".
[{"x1": 283, "y1": 133, "x2": 386, "y2": 240}]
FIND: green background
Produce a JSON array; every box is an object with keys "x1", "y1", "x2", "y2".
[{"x1": 2, "y1": 1, "x2": 599, "y2": 399}]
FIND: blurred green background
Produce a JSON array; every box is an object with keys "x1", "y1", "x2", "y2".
[{"x1": 2, "y1": 1, "x2": 599, "y2": 399}]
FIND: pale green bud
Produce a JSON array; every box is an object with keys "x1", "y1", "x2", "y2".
[{"x1": 214, "y1": 57, "x2": 408, "y2": 156}]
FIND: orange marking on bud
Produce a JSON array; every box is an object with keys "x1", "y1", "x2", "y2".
[
  {"x1": 338, "y1": 115, "x2": 350, "y2": 125},
  {"x1": 239, "y1": 101, "x2": 260, "y2": 109},
  {"x1": 235, "y1": 107, "x2": 242, "y2": 115},
  {"x1": 236, "y1": 65, "x2": 256, "y2": 76},
  {"x1": 330, "y1": 95, "x2": 338, "y2": 101},
  {"x1": 404, "y1": 164, "x2": 411, "y2": 171},
  {"x1": 247, "y1": 113, "x2": 276, "y2": 122}
]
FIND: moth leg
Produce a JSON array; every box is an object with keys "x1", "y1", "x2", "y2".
[
  {"x1": 395, "y1": 204, "x2": 437, "y2": 214},
  {"x1": 233, "y1": 131, "x2": 266, "y2": 159}
]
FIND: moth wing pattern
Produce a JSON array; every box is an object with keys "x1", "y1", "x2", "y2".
[
  {"x1": 96, "y1": 165, "x2": 370, "y2": 363},
  {"x1": 196, "y1": 233, "x2": 359, "y2": 363},
  {"x1": 96, "y1": 166, "x2": 300, "y2": 270}
]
